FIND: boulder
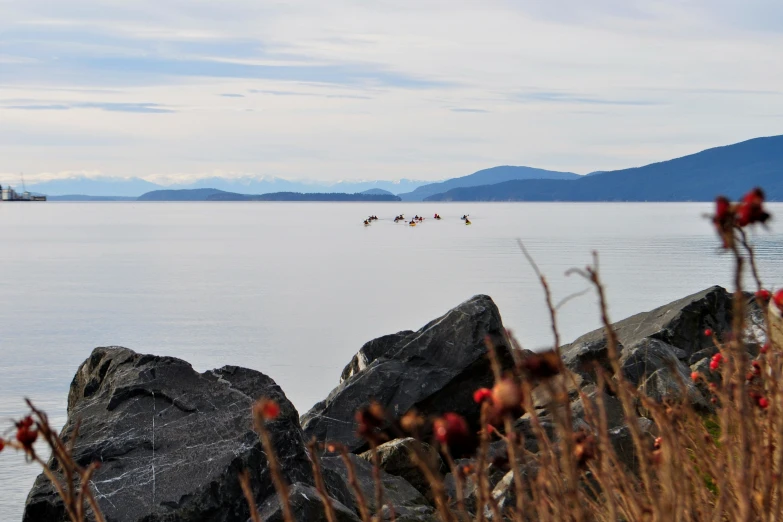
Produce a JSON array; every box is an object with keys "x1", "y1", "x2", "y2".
[
  {"x1": 486, "y1": 461, "x2": 540, "y2": 520},
  {"x1": 570, "y1": 385, "x2": 626, "y2": 430},
  {"x1": 689, "y1": 347, "x2": 719, "y2": 365},
  {"x1": 620, "y1": 338, "x2": 687, "y2": 387},
  {"x1": 340, "y1": 331, "x2": 416, "y2": 383},
  {"x1": 443, "y1": 464, "x2": 479, "y2": 516},
  {"x1": 562, "y1": 286, "x2": 733, "y2": 383},
  {"x1": 358, "y1": 438, "x2": 445, "y2": 501},
  {"x1": 302, "y1": 295, "x2": 512, "y2": 452},
  {"x1": 609, "y1": 418, "x2": 656, "y2": 473},
  {"x1": 24, "y1": 347, "x2": 314, "y2": 522},
  {"x1": 256, "y1": 483, "x2": 360, "y2": 522},
  {"x1": 320, "y1": 453, "x2": 435, "y2": 521},
  {"x1": 640, "y1": 368, "x2": 708, "y2": 408}
]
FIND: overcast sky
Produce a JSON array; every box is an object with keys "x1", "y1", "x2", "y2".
[{"x1": 1, "y1": 0, "x2": 782, "y2": 185}]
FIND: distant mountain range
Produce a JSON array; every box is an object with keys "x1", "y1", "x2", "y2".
[
  {"x1": 47, "y1": 195, "x2": 137, "y2": 201},
  {"x1": 209, "y1": 192, "x2": 400, "y2": 202},
  {"x1": 13, "y1": 134, "x2": 783, "y2": 202},
  {"x1": 359, "y1": 188, "x2": 395, "y2": 196},
  {"x1": 425, "y1": 135, "x2": 783, "y2": 202},
  {"x1": 397, "y1": 166, "x2": 580, "y2": 201},
  {"x1": 176, "y1": 177, "x2": 424, "y2": 197},
  {"x1": 23, "y1": 176, "x2": 429, "y2": 198},
  {"x1": 137, "y1": 188, "x2": 227, "y2": 201},
  {"x1": 137, "y1": 188, "x2": 400, "y2": 202},
  {"x1": 25, "y1": 177, "x2": 162, "y2": 197}
]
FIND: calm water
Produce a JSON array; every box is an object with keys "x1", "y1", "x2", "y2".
[{"x1": 2, "y1": 202, "x2": 783, "y2": 519}]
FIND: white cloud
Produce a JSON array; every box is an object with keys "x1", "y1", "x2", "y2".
[{"x1": 1, "y1": 0, "x2": 782, "y2": 182}]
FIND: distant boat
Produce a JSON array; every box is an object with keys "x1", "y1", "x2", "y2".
[{"x1": 0, "y1": 184, "x2": 46, "y2": 202}]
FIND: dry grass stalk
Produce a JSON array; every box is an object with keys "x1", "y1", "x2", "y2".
[
  {"x1": 252, "y1": 399, "x2": 294, "y2": 522},
  {"x1": 308, "y1": 440, "x2": 338, "y2": 522},
  {"x1": 238, "y1": 469, "x2": 262, "y2": 522}
]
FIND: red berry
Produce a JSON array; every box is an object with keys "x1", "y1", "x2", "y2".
[
  {"x1": 715, "y1": 196, "x2": 730, "y2": 220},
  {"x1": 253, "y1": 399, "x2": 280, "y2": 420},
  {"x1": 759, "y1": 397, "x2": 770, "y2": 409},
  {"x1": 704, "y1": 328, "x2": 713, "y2": 337},
  {"x1": 690, "y1": 372, "x2": 700, "y2": 382},
  {"x1": 756, "y1": 289, "x2": 772, "y2": 302},
  {"x1": 774, "y1": 290, "x2": 783, "y2": 311},
  {"x1": 434, "y1": 413, "x2": 469, "y2": 445},
  {"x1": 0, "y1": 439, "x2": 4, "y2": 453},
  {"x1": 710, "y1": 359, "x2": 720, "y2": 371},
  {"x1": 712, "y1": 353, "x2": 724, "y2": 363},
  {"x1": 761, "y1": 343, "x2": 770, "y2": 354},
  {"x1": 16, "y1": 426, "x2": 38, "y2": 448},
  {"x1": 473, "y1": 388, "x2": 493, "y2": 404}
]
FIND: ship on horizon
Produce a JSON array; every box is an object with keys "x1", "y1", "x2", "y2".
[{"x1": 0, "y1": 184, "x2": 46, "y2": 202}]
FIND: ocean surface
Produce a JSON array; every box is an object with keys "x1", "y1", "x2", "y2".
[{"x1": 2, "y1": 201, "x2": 783, "y2": 520}]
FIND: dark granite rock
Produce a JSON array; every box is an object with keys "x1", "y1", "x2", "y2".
[
  {"x1": 640, "y1": 368, "x2": 708, "y2": 407},
  {"x1": 620, "y1": 338, "x2": 687, "y2": 387},
  {"x1": 689, "y1": 347, "x2": 719, "y2": 365},
  {"x1": 320, "y1": 453, "x2": 435, "y2": 520},
  {"x1": 609, "y1": 418, "x2": 656, "y2": 473},
  {"x1": 562, "y1": 286, "x2": 733, "y2": 383},
  {"x1": 513, "y1": 414, "x2": 557, "y2": 454},
  {"x1": 340, "y1": 331, "x2": 416, "y2": 383},
  {"x1": 321, "y1": 466, "x2": 357, "y2": 513},
  {"x1": 358, "y1": 438, "x2": 445, "y2": 501},
  {"x1": 443, "y1": 465, "x2": 479, "y2": 516},
  {"x1": 24, "y1": 347, "x2": 314, "y2": 522},
  {"x1": 486, "y1": 461, "x2": 540, "y2": 521},
  {"x1": 302, "y1": 295, "x2": 512, "y2": 452},
  {"x1": 570, "y1": 385, "x2": 626, "y2": 430},
  {"x1": 256, "y1": 483, "x2": 360, "y2": 522}
]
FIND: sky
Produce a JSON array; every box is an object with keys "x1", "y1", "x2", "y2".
[{"x1": 1, "y1": 0, "x2": 782, "y2": 185}]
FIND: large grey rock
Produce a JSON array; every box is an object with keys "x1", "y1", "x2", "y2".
[
  {"x1": 24, "y1": 347, "x2": 314, "y2": 522},
  {"x1": 443, "y1": 449, "x2": 510, "y2": 517},
  {"x1": 609, "y1": 418, "x2": 656, "y2": 473},
  {"x1": 320, "y1": 453, "x2": 435, "y2": 521},
  {"x1": 562, "y1": 286, "x2": 733, "y2": 383},
  {"x1": 640, "y1": 368, "x2": 708, "y2": 407},
  {"x1": 358, "y1": 438, "x2": 445, "y2": 501},
  {"x1": 570, "y1": 385, "x2": 626, "y2": 430},
  {"x1": 340, "y1": 331, "x2": 416, "y2": 383},
  {"x1": 302, "y1": 295, "x2": 512, "y2": 452},
  {"x1": 256, "y1": 483, "x2": 360, "y2": 522},
  {"x1": 620, "y1": 338, "x2": 687, "y2": 387}
]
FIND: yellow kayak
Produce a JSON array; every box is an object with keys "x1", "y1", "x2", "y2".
[{"x1": 409, "y1": 223, "x2": 416, "y2": 227}]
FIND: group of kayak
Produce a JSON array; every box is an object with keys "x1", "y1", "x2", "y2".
[{"x1": 364, "y1": 213, "x2": 472, "y2": 226}]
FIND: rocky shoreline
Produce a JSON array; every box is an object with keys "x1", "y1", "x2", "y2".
[{"x1": 23, "y1": 286, "x2": 763, "y2": 522}]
